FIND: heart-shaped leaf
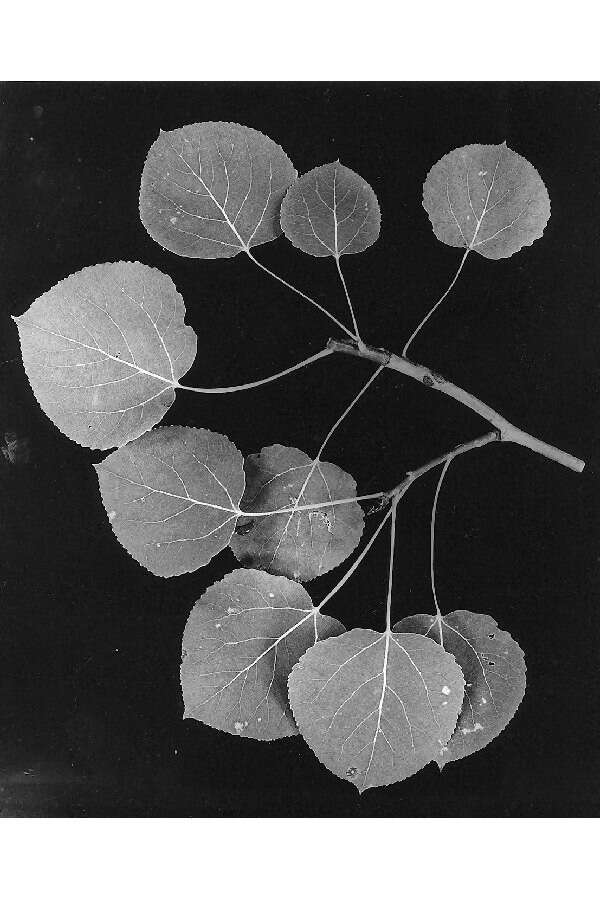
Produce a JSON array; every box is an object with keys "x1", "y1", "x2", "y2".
[
  {"x1": 394, "y1": 610, "x2": 526, "y2": 767},
  {"x1": 139, "y1": 121, "x2": 297, "y2": 259},
  {"x1": 288, "y1": 628, "x2": 464, "y2": 792},
  {"x1": 13, "y1": 262, "x2": 197, "y2": 450},
  {"x1": 95, "y1": 426, "x2": 244, "y2": 577},
  {"x1": 181, "y1": 569, "x2": 344, "y2": 740},
  {"x1": 229, "y1": 444, "x2": 364, "y2": 582},
  {"x1": 422, "y1": 142, "x2": 550, "y2": 259},
  {"x1": 280, "y1": 161, "x2": 381, "y2": 257}
]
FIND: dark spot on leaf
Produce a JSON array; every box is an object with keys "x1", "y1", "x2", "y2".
[
  {"x1": 235, "y1": 521, "x2": 255, "y2": 536},
  {"x1": 487, "y1": 660, "x2": 495, "y2": 666},
  {"x1": 488, "y1": 633, "x2": 495, "y2": 639},
  {"x1": 422, "y1": 375, "x2": 434, "y2": 387},
  {"x1": 346, "y1": 766, "x2": 359, "y2": 778}
]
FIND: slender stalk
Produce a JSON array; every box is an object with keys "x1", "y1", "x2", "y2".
[
  {"x1": 316, "y1": 505, "x2": 394, "y2": 612},
  {"x1": 245, "y1": 249, "x2": 358, "y2": 340},
  {"x1": 315, "y1": 365, "x2": 383, "y2": 461},
  {"x1": 242, "y1": 433, "x2": 495, "y2": 520},
  {"x1": 385, "y1": 498, "x2": 399, "y2": 633},
  {"x1": 239, "y1": 491, "x2": 386, "y2": 517},
  {"x1": 430, "y1": 457, "x2": 453, "y2": 646},
  {"x1": 335, "y1": 255, "x2": 364, "y2": 348},
  {"x1": 327, "y1": 338, "x2": 585, "y2": 473},
  {"x1": 402, "y1": 248, "x2": 470, "y2": 357},
  {"x1": 176, "y1": 348, "x2": 333, "y2": 394}
]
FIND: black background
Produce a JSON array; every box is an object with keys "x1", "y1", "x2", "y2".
[{"x1": 0, "y1": 82, "x2": 598, "y2": 817}]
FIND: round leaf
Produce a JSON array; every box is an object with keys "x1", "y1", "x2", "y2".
[
  {"x1": 280, "y1": 161, "x2": 381, "y2": 257},
  {"x1": 181, "y1": 569, "x2": 344, "y2": 740},
  {"x1": 95, "y1": 426, "x2": 244, "y2": 577},
  {"x1": 288, "y1": 628, "x2": 464, "y2": 792},
  {"x1": 139, "y1": 121, "x2": 297, "y2": 259},
  {"x1": 422, "y1": 142, "x2": 550, "y2": 259},
  {"x1": 229, "y1": 444, "x2": 364, "y2": 582},
  {"x1": 394, "y1": 610, "x2": 526, "y2": 767},
  {"x1": 13, "y1": 262, "x2": 197, "y2": 450}
]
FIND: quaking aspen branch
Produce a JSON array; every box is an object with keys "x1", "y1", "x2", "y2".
[{"x1": 327, "y1": 338, "x2": 585, "y2": 474}]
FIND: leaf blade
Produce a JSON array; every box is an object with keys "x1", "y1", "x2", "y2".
[
  {"x1": 229, "y1": 444, "x2": 364, "y2": 582},
  {"x1": 13, "y1": 262, "x2": 197, "y2": 450},
  {"x1": 181, "y1": 569, "x2": 344, "y2": 740},
  {"x1": 422, "y1": 142, "x2": 550, "y2": 259},
  {"x1": 288, "y1": 628, "x2": 464, "y2": 792},
  {"x1": 280, "y1": 162, "x2": 381, "y2": 257},
  {"x1": 94, "y1": 426, "x2": 244, "y2": 577},
  {"x1": 394, "y1": 610, "x2": 526, "y2": 767},
  {"x1": 139, "y1": 122, "x2": 297, "y2": 259}
]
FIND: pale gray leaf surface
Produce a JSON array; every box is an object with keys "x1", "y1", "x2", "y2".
[
  {"x1": 139, "y1": 121, "x2": 297, "y2": 259},
  {"x1": 280, "y1": 161, "x2": 381, "y2": 257},
  {"x1": 13, "y1": 262, "x2": 196, "y2": 450},
  {"x1": 181, "y1": 569, "x2": 344, "y2": 740},
  {"x1": 288, "y1": 629, "x2": 464, "y2": 792},
  {"x1": 394, "y1": 611, "x2": 526, "y2": 767},
  {"x1": 95, "y1": 426, "x2": 244, "y2": 577},
  {"x1": 422, "y1": 142, "x2": 550, "y2": 259},
  {"x1": 229, "y1": 444, "x2": 364, "y2": 582}
]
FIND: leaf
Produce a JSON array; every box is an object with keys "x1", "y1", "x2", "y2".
[
  {"x1": 94, "y1": 426, "x2": 244, "y2": 577},
  {"x1": 422, "y1": 142, "x2": 550, "y2": 259},
  {"x1": 139, "y1": 121, "x2": 297, "y2": 259},
  {"x1": 229, "y1": 444, "x2": 364, "y2": 582},
  {"x1": 288, "y1": 628, "x2": 464, "y2": 792},
  {"x1": 181, "y1": 569, "x2": 344, "y2": 740},
  {"x1": 394, "y1": 611, "x2": 526, "y2": 768},
  {"x1": 280, "y1": 161, "x2": 381, "y2": 257},
  {"x1": 13, "y1": 262, "x2": 197, "y2": 450}
]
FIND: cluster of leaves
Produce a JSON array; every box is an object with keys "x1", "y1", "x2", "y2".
[{"x1": 13, "y1": 122, "x2": 548, "y2": 792}]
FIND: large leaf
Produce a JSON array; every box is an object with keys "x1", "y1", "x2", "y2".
[
  {"x1": 139, "y1": 121, "x2": 297, "y2": 259},
  {"x1": 394, "y1": 611, "x2": 526, "y2": 767},
  {"x1": 95, "y1": 426, "x2": 244, "y2": 577},
  {"x1": 288, "y1": 629, "x2": 464, "y2": 792},
  {"x1": 229, "y1": 444, "x2": 364, "y2": 582},
  {"x1": 280, "y1": 161, "x2": 381, "y2": 257},
  {"x1": 13, "y1": 262, "x2": 196, "y2": 450},
  {"x1": 181, "y1": 569, "x2": 344, "y2": 740},
  {"x1": 422, "y1": 142, "x2": 550, "y2": 259}
]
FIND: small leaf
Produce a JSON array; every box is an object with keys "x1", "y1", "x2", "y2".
[
  {"x1": 94, "y1": 426, "x2": 244, "y2": 577},
  {"x1": 139, "y1": 121, "x2": 297, "y2": 259},
  {"x1": 288, "y1": 629, "x2": 464, "y2": 792},
  {"x1": 13, "y1": 262, "x2": 196, "y2": 450},
  {"x1": 394, "y1": 611, "x2": 526, "y2": 767},
  {"x1": 422, "y1": 142, "x2": 550, "y2": 259},
  {"x1": 280, "y1": 161, "x2": 381, "y2": 257},
  {"x1": 229, "y1": 444, "x2": 364, "y2": 582},
  {"x1": 181, "y1": 569, "x2": 344, "y2": 740}
]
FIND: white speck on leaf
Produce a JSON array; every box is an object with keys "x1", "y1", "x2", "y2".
[
  {"x1": 108, "y1": 510, "x2": 116, "y2": 520},
  {"x1": 461, "y1": 722, "x2": 484, "y2": 735},
  {"x1": 234, "y1": 721, "x2": 245, "y2": 732},
  {"x1": 441, "y1": 685, "x2": 451, "y2": 695}
]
